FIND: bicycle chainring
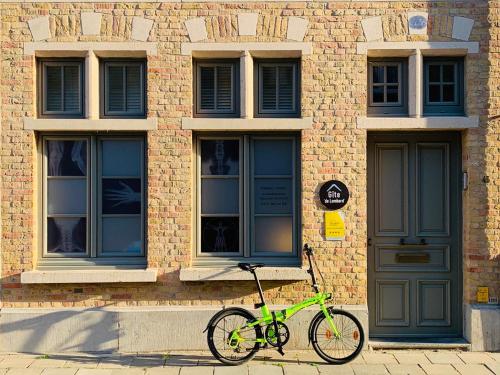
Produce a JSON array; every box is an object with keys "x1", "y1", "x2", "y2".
[{"x1": 265, "y1": 322, "x2": 290, "y2": 347}]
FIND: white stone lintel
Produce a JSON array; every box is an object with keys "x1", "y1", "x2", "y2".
[
  {"x1": 357, "y1": 116, "x2": 479, "y2": 130},
  {"x1": 181, "y1": 42, "x2": 312, "y2": 56},
  {"x1": 80, "y1": 12, "x2": 102, "y2": 36},
  {"x1": 287, "y1": 17, "x2": 308, "y2": 42},
  {"x1": 24, "y1": 42, "x2": 158, "y2": 56},
  {"x1": 21, "y1": 269, "x2": 158, "y2": 284},
  {"x1": 238, "y1": 13, "x2": 258, "y2": 36},
  {"x1": 357, "y1": 41, "x2": 479, "y2": 55},
  {"x1": 131, "y1": 16, "x2": 154, "y2": 42},
  {"x1": 28, "y1": 16, "x2": 51, "y2": 42},
  {"x1": 24, "y1": 118, "x2": 158, "y2": 131},
  {"x1": 180, "y1": 267, "x2": 309, "y2": 281},
  {"x1": 181, "y1": 117, "x2": 313, "y2": 131}
]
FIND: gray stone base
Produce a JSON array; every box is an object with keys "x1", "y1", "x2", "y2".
[
  {"x1": 0, "y1": 305, "x2": 368, "y2": 353},
  {"x1": 464, "y1": 303, "x2": 500, "y2": 351}
]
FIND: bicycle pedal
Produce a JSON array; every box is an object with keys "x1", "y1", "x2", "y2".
[{"x1": 277, "y1": 348, "x2": 285, "y2": 356}]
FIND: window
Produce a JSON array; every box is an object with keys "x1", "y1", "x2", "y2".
[
  {"x1": 254, "y1": 60, "x2": 300, "y2": 118},
  {"x1": 101, "y1": 60, "x2": 146, "y2": 118},
  {"x1": 38, "y1": 59, "x2": 84, "y2": 118},
  {"x1": 423, "y1": 57, "x2": 464, "y2": 116},
  {"x1": 194, "y1": 60, "x2": 240, "y2": 118},
  {"x1": 195, "y1": 134, "x2": 300, "y2": 264},
  {"x1": 41, "y1": 135, "x2": 145, "y2": 266}
]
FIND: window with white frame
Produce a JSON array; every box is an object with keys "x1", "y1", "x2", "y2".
[
  {"x1": 41, "y1": 135, "x2": 145, "y2": 266},
  {"x1": 195, "y1": 134, "x2": 300, "y2": 264}
]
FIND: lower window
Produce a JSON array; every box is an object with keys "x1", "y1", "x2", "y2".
[
  {"x1": 41, "y1": 134, "x2": 145, "y2": 266},
  {"x1": 195, "y1": 134, "x2": 300, "y2": 265}
]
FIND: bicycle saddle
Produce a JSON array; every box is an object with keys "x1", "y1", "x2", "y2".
[{"x1": 238, "y1": 263, "x2": 265, "y2": 272}]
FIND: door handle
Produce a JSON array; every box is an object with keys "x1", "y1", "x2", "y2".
[
  {"x1": 368, "y1": 238, "x2": 372, "y2": 246},
  {"x1": 399, "y1": 238, "x2": 427, "y2": 246}
]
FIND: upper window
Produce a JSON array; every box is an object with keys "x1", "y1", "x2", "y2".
[
  {"x1": 101, "y1": 60, "x2": 146, "y2": 118},
  {"x1": 368, "y1": 59, "x2": 408, "y2": 116},
  {"x1": 423, "y1": 57, "x2": 464, "y2": 116},
  {"x1": 254, "y1": 60, "x2": 300, "y2": 118},
  {"x1": 38, "y1": 59, "x2": 84, "y2": 118},
  {"x1": 41, "y1": 135, "x2": 145, "y2": 266},
  {"x1": 195, "y1": 134, "x2": 300, "y2": 265},
  {"x1": 194, "y1": 60, "x2": 240, "y2": 118}
]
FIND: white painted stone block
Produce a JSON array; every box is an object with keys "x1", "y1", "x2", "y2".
[
  {"x1": 131, "y1": 17, "x2": 154, "y2": 42},
  {"x1": 185, "y1": 18, "x2": 208, "y2": 42},
  {"x1": 361, "y1": 16, "x2": 383, "y2": 42},
  {"x1": 28, "y1": 16, "x2": 51, "y2": 42},
  {"x1": 81, "y1": 12, "x2": 102, "y2": 36},
  {"x1": 238, "y1": 13, "x2": 258, "y2": 36},
  {"x1": 408, "y1": 12, "x2": 428, "y2": 35},
  {"x1": 452, "y1": 16, "x2": 474, "y2": 41},
  {"x1": 287, "y1": 17, "x2": 308, "y2": 42}
]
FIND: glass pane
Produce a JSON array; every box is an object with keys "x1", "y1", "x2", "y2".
[
  {"x1": 254, "y1": 178, "x2": 292, "y2": 215},
  {"x1": 428, "y1": 65, "x2": 440, "y2": 82},
  {"x1": 372, "y1": 66, "x2": 384, "y2": 84},
  {"x1": 199, "y1": 66, "x2": 215, "y2": 110},
  {"x1": 262, "y1": 66, "x2": 277, "y2": 110},
  {"x1": 442, "y1": 64, "x2": 455, "y2": 82},
  {"x1": 372, "y1": 85, "x2": 384, "y2": 103},
  {"x1": 125, "y1": 65, "x2": 143, "y2": 113},
  {"x1": 428, "y1": 84, "x2": 441, "y2": 102},
  {"x1": 254, "y1": 139, "x2": 293, "y2": 176},
  {"x1": 202, "y1": 178, "x2": 239, "y2": 215},
  {"x1": 47, "y1": 217, "x2": 86, "y2": 253},
  {"x1": 107, "y1": 65, "x2": 124, "y2": 112},
  {"x1": 201, "y1": 217, "x2": 239, "y2": 253},
  {"x1": 102, "y1": 217, "x2": 141, "y2": 254},
  {"x1": 102, "y1": 178, "x2": 141, "y2": 215},
  {"x1": 45, "y1": 65, "x2": 62, "y2": 111},
  {"x1": 201, "y1": 140, "x2": 239, "y2": 176},
  {"x1": 102, "y1": 140, "x2": 141, "y2": 177},
  {"x1": 386, "y1": 66, "x2": 399, "y2": 83},
  {"x1": 254, "y1": 216, "x2": 292, "y2": 253},
  {"x1": 216, "y1": 66, "x2": 233, "y2": 111},
  {"x1": 47, "y1": 140, "x2": 87, "y2": 176},
  {"x1": 63, "y1": 65, "x2": 81, "y2": 112},
  {"x1": 386, "y1": 85, "x2": 399, "y2": 103},
  {"x1": 278, "y1": 65, "x2": 294, "y2": 111},
  {"x1": 442, "y1": 84, "x2": 455, "y2": 102},
  {"x1": 48, "y1": 179, "x2": 86, "y2": 215}
]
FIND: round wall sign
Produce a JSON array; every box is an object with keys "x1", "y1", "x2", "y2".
[
  {"x1": 409, "y1": 15, "x2": 427, "y2": 30},
  {"x1": 319, "y1": 180, "x2": 349, "y2": 210}
]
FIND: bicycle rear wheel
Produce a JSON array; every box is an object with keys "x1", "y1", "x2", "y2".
[
  {"x1": 310, "y1": 308, "x2": 364, "y2": 364},
  {"x1": 207, "y1": 308, "x2": 263, "y2": 365}
]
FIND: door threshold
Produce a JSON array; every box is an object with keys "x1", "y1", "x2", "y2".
[{"x1": 368, "y1": 338, "x2": 471, "y2": 351}]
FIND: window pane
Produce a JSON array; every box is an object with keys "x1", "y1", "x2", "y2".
[
  {"x1": 102, "y1": 178, "x2": 141, "y2": 214},
  {"x1": 442, "y1": 64, "x2": 455, "y2": 82},
  {"x1": 102, "y1": 140, "x2": 141, "y2": 177},
  {"x1": 429, "y1": 65, "x2": 440, "y2": 82},
  {"x1": 216, "y1": 66, "x2": 233, "y2": 111},
  {"x1": 126, "y1": 65, "x2": 142, "y2": 113},
  {"x1": 428, "y1": 84, "x2": 441, "y2": 102},
  {"x1": 63, "y1": 65, "x2": 80, "y2": 112},
  {"x1": 442, "y1": 84, "x2": 455, "y2": 102},
  {"x1": 199, "y1": 66, "x2": 215, "y2": 110},
  {"x1": 47, "y1": 217, "x2": 86, "y2": 253},
  {"x1": 386, "y1": 85, "x2": 399, "y2": 103},
  {"x1": 372, "y1": 66, "x2": 384, "y2": 84},
  {"x1": 261, "y1": 66, "x2": 277, "y2": 110},
  {"x1": 48, "y1": 179, "x2": 86, "y2": 215},
  {"x1": 254, "y1": 139, "x2": 293, "y2": 175},
  {"x1": 102, "y1": 216, "x2": 141, "y2": 254},
  {"x1": 45, "y1": 66, "x2": 63, "y2": 112},
  {"x1": 107, "y1": 66, "x2": 124, "y2": 112},
  {"x1": 47, "y1": 140, "x2": 87, "y2": 176},
  {"x1": 254, "y1": 178, "x2": 292, "y2": 215},
  {"x1": 201, "y1": 179, "x2": 239, "y2": 215},
  {"x1": 254, "y1": 216, "x2": 292, "y2": 253},
  {"x1": 201, "y1": 140, "x2": 239, "y2": 176},
  {"x1": 201, "y1": 217, "x2": 239, "y2": 253},
  {"x1": 386, "y1": 66, "x2": 399, "y2": 83},
  {"x1": 372, "y1": 85, "x2": 384, "y2": 103},
  {"x1": 278, "y1": 65, "x2": 294, "y2": 111}
]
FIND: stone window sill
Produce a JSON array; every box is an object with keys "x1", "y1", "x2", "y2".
[
  {"x1": 23, "y1": 118, "x2": 158, "y2": 131},
  {"x1": 21, "y1": 269, "x2": 157, "y2": 284},
  {"x1": 181, "y1": 117, "x2": 312, "y2": 131},
  {"x1": 357, "y1": 116, "x2": 479, "y2": 130},
  {"x1": 179, "y1": 267, "x2": 309, "y2": 281}
]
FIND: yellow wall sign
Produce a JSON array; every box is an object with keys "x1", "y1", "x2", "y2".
[
  {"x1": 477, "y1": 287, "x2": 489, "y2": 303},
  {"x1": 325, "y1": 211, "x2": 345, "y2": 241}
]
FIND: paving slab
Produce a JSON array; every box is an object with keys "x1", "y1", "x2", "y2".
[
  {"x1": 351, "y1": 364, "x2": 388, "y2": 375},
  {"x1": 164, "y1": 355, "x2": 199, "y2": 367},
  {"x1": 425, "y1": 351, "x2": 464, "y2": 365},
  {"x1": 130, "y1": 356, "x2": 166, "y2": 368},
  {"x1": 0, "y1": 370, "x2": 6, "y2": 375},
  {"x1": 420, "y1": 364, "x2": 460, "y2": 375},
  {"x1": 179, "y1": 367, "x2": 215, "y2": 375},
  {"x1": 145, "y1": 367, "x2": 181, "y2": 375},
  {"x1": 393, "y1": 353, "x2": 430, "y2": 365},
  {"x1": 213, "y1": 365, "x2": 248, "y2": 375},
  {"x1": 63, "y1": 357, "x2": 101, "y2": 369},
  {"x1": 485, "y1": 362, "x2": 500, "y2": 375},
  {"x1": 488, "y1": 353, "x2": 500, "y2": 362},
  {"x1": 316, "y1": 364, "x2": 354, "y2": 374},
  {"x1": 5, "y1": 370, "x2": 43, "y2": 375},
  {"x1": 248, "y1": 364, "x2": 283, "y2": 375},
  {"x1": 97, "y1": 356, "x2": 134, "y2": 369},
  {"x1": 75, "y1": 370, "x2": 114, "y2": 375},
  {"x1": 283, "y1": 364, "x2": 319, "y2": 375},
  {"x1": 30, "y1": 359, "x2": 68, "y2": 368},
  {"x1": 41, "y1": 370, "x2": 78, "y2": 375},
  {"x1": 0, "y1": 357, "x2": 35, "y2": 368},
  {"x1": 452, "y1": 364, "x2": 495, "y2": 375},
  {"x1": 385, "y1": 364, "x2": 426, "y2": 375},
  {"x1": 362, "y1": 352, "x2": 397, "y2": 364},
  {"x1": 458, "y1": 352, "x2": 495, "y2": 364}
]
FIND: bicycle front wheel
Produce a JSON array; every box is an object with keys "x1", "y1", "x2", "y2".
[{"x1": 310, "y1": 308, "x2": 364, "y2": 364}]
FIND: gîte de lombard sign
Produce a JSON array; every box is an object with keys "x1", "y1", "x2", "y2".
[{"x1": 318, "y1": 180, "x2": 349, "y2": 210}]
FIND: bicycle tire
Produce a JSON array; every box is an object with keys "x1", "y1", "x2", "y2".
[{"x1": 310, "y1": 308, "x2": 364, "y2": 364}]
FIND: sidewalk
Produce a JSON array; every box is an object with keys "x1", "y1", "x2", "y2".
[{"x1": 0, "y1": 350, "x2": 498, "y2": 375}]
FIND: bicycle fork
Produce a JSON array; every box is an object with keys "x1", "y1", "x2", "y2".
[{"x1": 320, "y1": 303, "x2": 341, "y2": 338}]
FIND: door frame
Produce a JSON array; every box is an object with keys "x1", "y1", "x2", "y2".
[{"x1": 367, "y1": 131, "x2": 463, "y2": 338}]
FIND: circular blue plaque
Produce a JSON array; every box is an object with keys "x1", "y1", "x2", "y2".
[{"x1": 409, "y1": 15, "x2": 427, "y2": 30}]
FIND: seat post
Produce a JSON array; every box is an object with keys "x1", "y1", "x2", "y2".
[{"x1": 252, "y1": 270, "x2": 266, "y2": 305}]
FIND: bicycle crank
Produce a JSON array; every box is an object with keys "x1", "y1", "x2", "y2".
[{"x1": 265, "y1": 322, "x2": 290, "y2": 347}]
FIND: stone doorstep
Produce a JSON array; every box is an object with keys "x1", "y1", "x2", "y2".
[{"x1": 368, "y1": 338, "x2": 472, "y2": 351}]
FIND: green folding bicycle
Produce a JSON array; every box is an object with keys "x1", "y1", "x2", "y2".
[{"x1": 205, "y1": 244, "x2": 365, "y2": 365}]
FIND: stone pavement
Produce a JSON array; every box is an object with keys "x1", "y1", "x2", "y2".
[{"x1": 0, "y1": 350, "x2": 498, "y2": 375}]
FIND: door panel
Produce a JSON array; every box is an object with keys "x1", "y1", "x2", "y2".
[{"x1": 368, "y1": 132, "x2": 461, "y2": 337}]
